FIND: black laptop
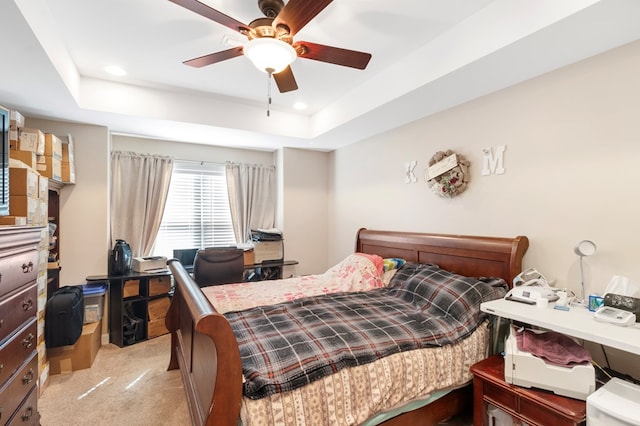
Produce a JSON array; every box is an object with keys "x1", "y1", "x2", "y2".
[{"x1": 172, "y1": 248, "x2": 198, "y2": 272}]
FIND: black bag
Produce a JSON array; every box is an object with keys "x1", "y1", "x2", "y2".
[
  {"x1": 45, "y1": 286, "x2": 84, "y2": 348},
  {"x1": 122, "y1": 304, "x2": 144, "y2": 345}
]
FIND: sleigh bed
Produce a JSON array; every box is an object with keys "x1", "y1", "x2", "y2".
[{"x1": 166, "y1": 228, "x2": 529, "y2": 426}]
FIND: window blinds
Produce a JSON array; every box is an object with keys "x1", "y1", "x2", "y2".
[{"x1": 152, "y1": 161, "x2": 235, "y2": 258}]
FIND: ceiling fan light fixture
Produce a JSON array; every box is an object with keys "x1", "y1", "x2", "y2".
[{"x1": 244, "y1": 37, "x2": 296, "y2": 74}]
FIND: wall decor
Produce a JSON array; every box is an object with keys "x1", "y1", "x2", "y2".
[
  {"x1": 405, "y1": 161, "x2": 417, "y2": 183},
  {"x1": 481, "y1": 145, "x2": 506, "y2": 175},
  {"x1": 425, "y1": 150, "x2": 470, "y2": 198}
]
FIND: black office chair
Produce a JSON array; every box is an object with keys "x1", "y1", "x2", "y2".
[{"x1": 192, "y1": 247, "x2": 244, "y2": 287}]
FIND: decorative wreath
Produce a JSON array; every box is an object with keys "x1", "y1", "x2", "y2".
[{"x1": 425, "y1": 150, "x2": 470, "y2": 198}]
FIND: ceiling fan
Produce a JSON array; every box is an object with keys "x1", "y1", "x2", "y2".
[{"x1": 169, "y1": 0, "x2": 372, "y2": 93}]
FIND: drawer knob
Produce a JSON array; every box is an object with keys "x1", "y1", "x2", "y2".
[
  {"x1": 23, "y1": 368, "x2": 34, "y2": 385},
  {"x1": 22, "y1": 333, "x2": 34, "y2": 349},
  {"x1": 22, "y1": 299, "x2": 34, "y2": 311},
  {"x1": 0, "y1": 318, "x2": 3, "y2": 328},
  {"x1": 22, "y1": 261, "x2": 34, "y2": 273},
  {"x1": 22, "y1": 406, "x2": 33, "y2": 421}
]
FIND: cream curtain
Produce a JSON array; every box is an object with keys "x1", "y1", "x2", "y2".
[
  {"x1": 110, "y1": 151, "x2": 173, "y2": 256},
  {"x1": 225, "y1": 162, "x2": 276, "y2": 244}
]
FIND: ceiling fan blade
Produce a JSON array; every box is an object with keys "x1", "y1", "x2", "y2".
[
  {"x1": 184, "y1": 47, "x2": 244, "y2": 68},
  {"x1": 273, "y1": 66, "x2": 298, "y2": 93},
  {"x1": 294, "y1": 42, "x2": 372, "y2": 70},
  {"x1": 273, "y1": 0, "x2": 333, "y2": 36},
  {"x1": 169, "y1": 0, "x2": 251, "y2": 34}
]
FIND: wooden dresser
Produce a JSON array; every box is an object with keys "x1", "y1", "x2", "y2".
[{"x1": 0, "y1": 227, "x2": 43, "y2": 425}]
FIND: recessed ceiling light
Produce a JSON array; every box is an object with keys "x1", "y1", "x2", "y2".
[
  {"x1": 293, "y1": 102, "x2": 307, "y2": 110},
  {"x1": 105, "y1": 65, "x2": 127, "y2": 76}
]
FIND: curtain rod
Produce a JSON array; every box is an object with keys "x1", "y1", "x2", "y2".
[{"x1": 175, "y1": 158, "x2": 225, "y2": 166}]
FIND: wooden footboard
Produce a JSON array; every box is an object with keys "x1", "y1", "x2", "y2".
[{"x1": 166, "y1": 259, "x2": 242, "y2": 426}]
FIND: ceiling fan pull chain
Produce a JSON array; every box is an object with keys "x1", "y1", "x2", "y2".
[{"x1": 266, "y1": 67, "x2": 274, "y2": 117}]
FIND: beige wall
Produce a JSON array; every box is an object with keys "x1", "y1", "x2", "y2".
[
  {"x1": 280, "y1": 148, "x2": 329, "y2": 276},
  {"x1": 328, "y1": 39, "x2": 640, "y2": 377}
]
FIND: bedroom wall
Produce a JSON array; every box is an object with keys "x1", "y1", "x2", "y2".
[
  {"x1": 328, "y1": 39, "x2": 640, "y2": 378},
  {"x1": 279, "y1": 148, "x2": 329, "y2": 276}
]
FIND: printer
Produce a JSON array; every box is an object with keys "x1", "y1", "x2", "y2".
[
  {"x1": 504, "y1": 326, "x2": 595, "y2": 400},
  {"x1": 131, "y1": 256, "x2": 168, "y2": 273}
]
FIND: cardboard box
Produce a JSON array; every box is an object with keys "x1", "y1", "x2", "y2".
[
  {"x1": 36, "y1": 156, "x2": 62, "y2": 181},
  {"x1": 9, "y1": 149, "x2": 37, "y2": 169},
  {"x1": 9, "y1": 195, "x2": 37, "y2": 217},
  {"x1": 253, "y1": 240, "x2": 284, "y2": 263},
  {"x1": 0, "y1": 215, "x2": 27, "y2": 225},
  {"x1": 62, "y1": 161, "x2": 76, "y2": 183},
  {"x1": 147, "y1": 297, "x2": 170, "y2": 321},
  {"x1": 18, "y1": 128, "x2": 45, "y2": 154},
  {"x1": 37, "y1": 175, "x2": 48, "y2": 199},
  {"x1": 35, "y1": 198, "x2": 47, "y2": 226},
  {"x1": 147, "y1": 318, "x2": 169, "y2": 339},
  {"x1": 148, "y1": 275, "x2": 171, "y2": 296},
  {"x1": 123, "y1": 279, "x2": 140, "y2": 298},
  {"x1": 61, "y1": 134, "x2": 74, "y2": 163},
  {"x1": 9, "y1": 129, "x2": 19, "y2": 144},
  {"x1": 244, "y1": 248, "x2": 255, "y2": 266},
  {"x1": 44, "y1": 133, "x2": 63, "y2": 160},
  {"x1": 38, "y1": 363, "x2": 50, "y2": 397},
  {"x1": 9, "y1": 167, "x2": 39, "y2": 197},
  {"x1": 48, "y1": 320, "x2": 102, "y2": 375},
  {"x1": 10, "y1": 110, "x2": 24, "y2": 129}
]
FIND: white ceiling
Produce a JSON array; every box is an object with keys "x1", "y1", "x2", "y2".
[{"x1": 1, "y1": 0, "x2": 640, "y2": 151}]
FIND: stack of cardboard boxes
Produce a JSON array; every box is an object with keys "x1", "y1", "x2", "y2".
[
  {"x1": 3, "y1": 108, "x2": 77, "y2": 393},
  {"x1": 4, "y1": 112, "x2": 47, "y2": 226}
]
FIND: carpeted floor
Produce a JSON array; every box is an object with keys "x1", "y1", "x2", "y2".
[
  {"x1": 38, "y1": 333, "x2": 189, "y2": 426},
  {"x1": 38, "y1": 332, "x2": 472, "y2": 425}
]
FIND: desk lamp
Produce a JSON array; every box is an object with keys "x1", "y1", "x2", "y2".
[{"x1": 574, "y1": 240, "x2": 597, "y2": 306}]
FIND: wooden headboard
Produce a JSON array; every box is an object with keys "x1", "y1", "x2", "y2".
[{"x1": 355, "y1": 228, "x2": 529, "y2": 287}]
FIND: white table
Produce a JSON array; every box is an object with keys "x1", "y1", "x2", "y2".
[{"x1": 481, "y1": 298, "x2": 640, "y2": 356}]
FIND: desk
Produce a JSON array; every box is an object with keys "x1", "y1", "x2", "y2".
[
  {"x1": 244, "y1": 259, "x2": 298, "y2": 281},
  {"x1": 481, "y1": 298, "x2": 640, "y2": 356}
]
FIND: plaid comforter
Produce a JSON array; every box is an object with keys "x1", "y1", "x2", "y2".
[{"x1": 225, "y1": 263, "x2": 508, "y2": 400}]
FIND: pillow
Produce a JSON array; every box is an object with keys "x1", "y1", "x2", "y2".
[
  {"x1": 383, "y1": 257, "x2": 406, "y2": 272},
  {"x1": 381, "y1": 269, "x2": 398, "y2": 286},
  {"x1": 354, "y1": 253, "x2": 384, "y2": 275}
]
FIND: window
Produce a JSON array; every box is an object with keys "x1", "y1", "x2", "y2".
[{"x1": 152, "y1": 161, "x2": 236, "y2": 258}]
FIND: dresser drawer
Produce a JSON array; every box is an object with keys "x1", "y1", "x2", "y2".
[
  {"x1": 483, "y1": 380, "x2": 517, "y2": 411},
  {"x1": 0, "y1": 250, "x2": 39, "y2": 299},
  {"x1": 0, "y1": 284, "x2": 37, "y2": 343},
  {"x1": 6, "y1": 383, "x2": 38, "y2": 426},
  {"x1": 0, "y1": 352, "x2": 37, "y2": 425},
  {"x1": 0, "y1": 319, "x2": 37, "y2": 386},
  {"x1": 519, "y1": 395, "x2": 581, "y2": 426}
]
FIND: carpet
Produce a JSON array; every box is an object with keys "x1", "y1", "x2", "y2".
[{"x1": 38, "y1": 333, "x2": 189, "y2": 425}]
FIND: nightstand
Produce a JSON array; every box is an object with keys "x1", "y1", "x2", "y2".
[{"x1": 471, "y1": 355, "x2": 586, "y2": 426}]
